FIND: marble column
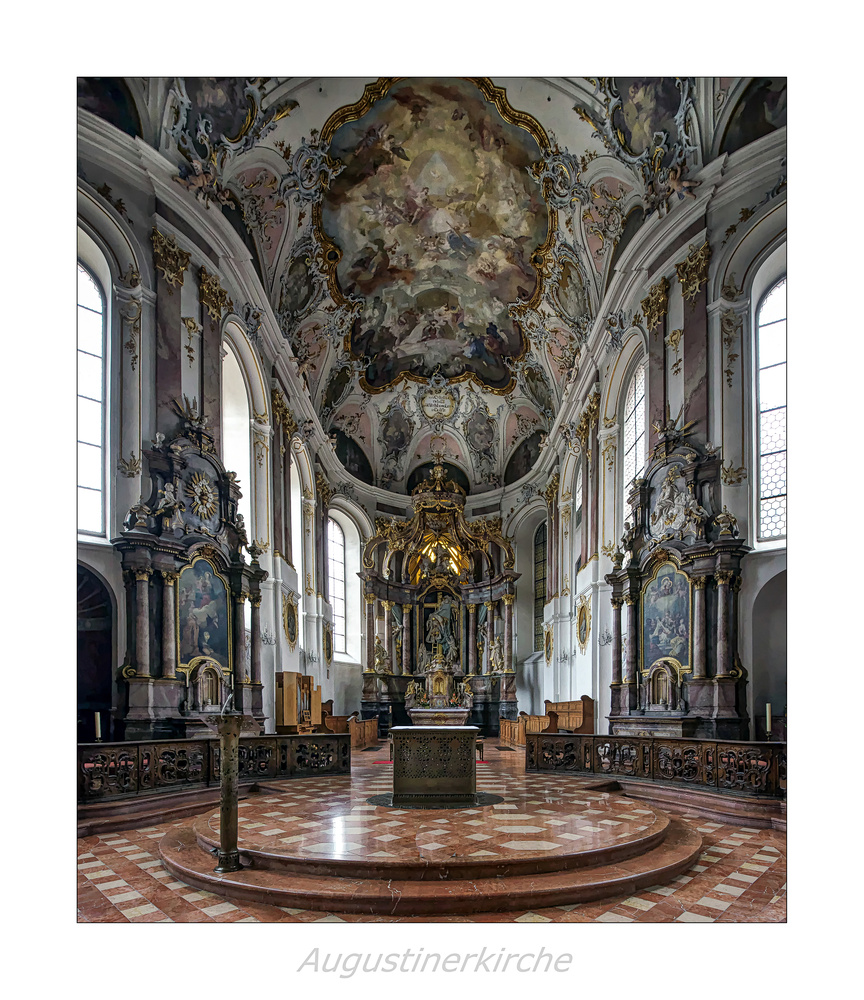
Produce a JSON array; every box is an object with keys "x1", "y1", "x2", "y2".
[
  {"x1": 692, "y1": 576, "x2": 707, "y2": 678},
  {"x1": 160, "y1": 571, "x2": 178, "y2": 679},
  {"x1": 502, "y1": 594, "x2": 514, "y2": 673},
  {"x1": 467, "y1": 604, "x2": 477, "y2": 675},
  {"x1": 365, "y1": 594, "x2": 375, "y2": 671},
  {"x1": 233, "y1": 592, "x2": 248, "y2": 691},
  {"x1": 135, "y1": 570, "x2": 152, "y2": 677},
  {"x1": 484, "y1": 601, "x2": 494, "y2": 674},
  {"x1": 715, "y1": 571, "x2": 733, "y2": 676},
  {"x1": 383, "y1": 601, "x2": 397, "y2": 674},
  {"x1": 624, "y1": 595, "x2": 638, "y2": 683},
  {"x1": 611, "y1": 597, "x2": 623, "y2": 685},
  {"x1": 402, "y1": 605, "x2": 412, "y2": 675},
  {"x1": 250, "y1": 594, "x2": 262, "y2": 685}
]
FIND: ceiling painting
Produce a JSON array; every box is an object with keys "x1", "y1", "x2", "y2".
[
  {"x1": 82, "y1": 76, "x2": 752, "y2": 497},
  {"x1": 317, "y1": 78, "x2": 553, "y2": 393}
]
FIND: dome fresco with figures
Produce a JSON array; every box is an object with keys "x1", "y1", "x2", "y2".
[{"x1": 77, "y1": 76, "x2": 785, "y2": 496}]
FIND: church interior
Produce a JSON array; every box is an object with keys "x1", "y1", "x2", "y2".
[{"x1": 76, "y1": 75, "x2": 787, "y2": 926}]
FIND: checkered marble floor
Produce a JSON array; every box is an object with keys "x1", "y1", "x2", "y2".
[
  {"x1": 77, "y1": 745, "x2": 786, "y2": 923},
  {"x1": 205, "y1": 766, "x2": 659, "y2": 862}
]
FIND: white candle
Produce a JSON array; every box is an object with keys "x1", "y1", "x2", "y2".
[
  {"x1": 765, "y1": 703, "x2": 772, "y2": 736},
  {"x1": 94, "y1": 711, "x2": 102, "y2": 741}
]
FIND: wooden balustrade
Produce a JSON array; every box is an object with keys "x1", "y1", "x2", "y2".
[
  {"x1": 78, "y1": 733, "x2": 351, "y2": 803},
  {"x1": 525, "y1": 733, "x2": 786, "y2": 799}
]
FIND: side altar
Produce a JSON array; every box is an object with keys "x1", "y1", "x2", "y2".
[{"x1": 359, "y1": 460, "x2": 519, "y2": 736}]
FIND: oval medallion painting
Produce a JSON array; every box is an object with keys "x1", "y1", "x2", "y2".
[{"x1": 320, "y1": 79, "x2": 550, "y2": 392}]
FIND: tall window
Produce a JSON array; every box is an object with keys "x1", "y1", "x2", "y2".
[
  {"x1": 78, "y1": 263, "x2": 106, "y2": 534},
  {"x1": 573, "y1": 465, "x2": 583, "y2": 576},
  {"x1": 327, "y1": 517, "x2": 346, "y2": 653},
  {"x1": 533, "y1": 521, "x2": 547, "y2": 652},
  {"x1": 622, "y1": 360, "x2": 647, "y2": 493},
  {"x1": 756, "y1": 278, "x2": 787, "y2": 539}
]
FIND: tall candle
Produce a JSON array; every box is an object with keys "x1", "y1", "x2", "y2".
[
  {"x1": 765, "y1": 703, "x2": 772, "y2": 736},
  {"x1": 94, "y1": 711, "x2": 102, "y2": 741}
]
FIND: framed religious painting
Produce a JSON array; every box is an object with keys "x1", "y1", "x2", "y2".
[
  {"x1": 641, "y1": 561, "x2": 692, "y2": 674},
  {"x1": 323, "y1": 622, "x2": 334, "y2": 665},
  {"x1": 177, "y1": 558, "x2": 231, "y2": 672}
]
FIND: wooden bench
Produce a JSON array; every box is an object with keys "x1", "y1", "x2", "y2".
[
  {"x1": 499, "y1": 696, "x2": 595, "y2": 746},
  {"x1": 348, "y1": 715, "x2": 379, "y2": 750},
  {"x1": 321, "y1": 710, "x2": 359, "y2": 735}
]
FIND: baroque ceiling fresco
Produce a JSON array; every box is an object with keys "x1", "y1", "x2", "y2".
[{"x1": 79, "y1": 76, "x2": 784, "y2": 496}]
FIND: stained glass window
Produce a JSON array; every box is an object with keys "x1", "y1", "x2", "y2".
[
  {"x1": 328, "y1": 517, "x2": 346, "y2": 653},
  {"x1": 78, "y1": 263, "x2": 106, "y2": 534},
  {"x1": 623, "y1": 360, "x2": 647, "y2": 493},
  {"x1": 533, "y1": 521, "x2": 547, "y2": 653},
  {"x1": 756, "y1": 278, "x2": 787, "y2": 539}
]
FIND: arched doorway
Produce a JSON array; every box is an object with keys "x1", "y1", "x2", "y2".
[
  {"x1": 751, "y1": 570, "x2": 787, "y2": 739},
  {"x1": 78, "y1": 565, "x2": 114, "y2": 742}
]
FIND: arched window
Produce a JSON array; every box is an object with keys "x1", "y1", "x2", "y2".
[
  {"x1": 78, "y1": 263, "x2": 106, "y2": 535},
  {"x1": 533, "y1": 521, "x2": 547, "y2": 652},
  {"x1": 756, "y1": 278, "x2": 787, "y2": 539},
  {"x1": 222, "y1": 342, "x2": 253, "y2": 532},
  {"x1": 573, "y1": 463, "x2": 583, "y2": 576},
  {"x1": 622, "y1": 359, "x2": 647, "y2": 495},
  {"x1": 327, "y1": 517, "x2": 346, "y2": 653}
]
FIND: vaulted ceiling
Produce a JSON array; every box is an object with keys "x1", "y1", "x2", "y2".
[{"x1": 79, "y1": 76, "x2": 787, "y2": 496}]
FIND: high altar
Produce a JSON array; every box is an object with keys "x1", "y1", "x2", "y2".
[{"x1": 360, "y1": 460, "x2": 518, "y2": 735}]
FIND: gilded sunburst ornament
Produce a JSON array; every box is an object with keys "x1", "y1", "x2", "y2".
[{"x1": 185, "y1": 471, "x2": 218, "y2": 519}]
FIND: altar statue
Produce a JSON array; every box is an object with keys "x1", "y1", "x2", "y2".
[
  {"x1": 373, "y1": 634, "x2": 391, "y2": 673},
  {"x1": 489, "y1": 634, "x2": 504, "y2": 672},
  {"x1": 425, "y1": 594, "x2": 457, "y2": 663}
]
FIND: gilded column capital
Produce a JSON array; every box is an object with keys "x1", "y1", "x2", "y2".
[
  {"x1": 250, "y1": 593, "x2": 262, "y2": 608},
  {"x1": 623, "y1": 594, "x2": 636, "y2": 606},
  {"x1": 640, "y1": 275, "x2": 669, "y2": 332},
  {"x1": 675, "y1": 241, "x2": 711, "y2": 302},
  {"x1": 502, "y1": 594, "x2": 515, "y2": 606},
  {"x1": 161, "y1": 571, "x2": 178, "y2": 585},
  {"x1": 134, "y1": 569, "x2": 152, "y2": 582},
  {"x1": 402, "y1": 604, "x2": 412, "y2": 615},
  {"x1": 150, "y1": 227, "x2": 190, "y2": 290},
  {"x1": 692, "y1": 575, "x2": 707, "y2": 590},
  {"x1": 484, "y1": 601, "x2": 495, "y2": 611},
  {"x1": 381, "y1": 599, "x2": 393, "y2": 612},
  {"x1": 198, "y1": 265, "x2": 234, "y2": 321},
  {"x1": 467, "y1": 603, "x2": 477, "y2": 614},
  {"x1": 714, "y1": 570, "x2": 733, "y2": 586},
  {"x1": 236, "y1": 591, "x2": 249, "y2": 604},
  {"x1": 610, "y1": 597, "x2": 623, "y2": 610},
  {"x1": 365, "y1": 593, "x2": 377, "y2": 605}
]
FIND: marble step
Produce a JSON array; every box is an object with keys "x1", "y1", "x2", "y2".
[
  {"x1": 190, "y1": 810, "x2": 670, "y2": 881},
  {"x1": 159, "y1": 821, "x2": 702, "y2": 915}
]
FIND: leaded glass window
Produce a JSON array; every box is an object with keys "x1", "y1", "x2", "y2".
[
  {"x1": 78, "y1": 263, "x2": 106, "y2": 534},
  {"x1": 327, "y1": 517, "x2": 346, "y2": 652},
  {"x1": 623, "y1": 360, "x2": 647, "y2": 493},
  {"x1": 756, "y1": 278, "x2": 787, "y2": 539},
  {"x1": 533, "y1": 521, "x2": 547, "y2": 653}
]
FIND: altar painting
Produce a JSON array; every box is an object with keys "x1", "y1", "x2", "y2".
[
  {"x1": 178, "y1": 560, "x2": 230, "y2": 671},
  {"x1": 641, "y1": 563, "x2": 690, "y2": 670}
]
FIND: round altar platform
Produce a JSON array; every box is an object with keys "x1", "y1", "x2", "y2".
[{"x1": 159, "y1": 761, "x2": 702, "y2": 915}]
